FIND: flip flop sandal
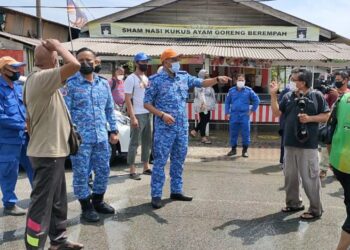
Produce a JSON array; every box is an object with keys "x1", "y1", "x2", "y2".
[
  {"x1": 190, "y1": 130, "x2": 197, "y2": 138},
  {"x1": 300, "y1": 212, "x2": 322, "y2": 220},
  {"x1": 281, "y1": 205, "x2": 305, "y2": 213},
  {"x1": 201, "y1": 140, "x2": 212, "y2": 144},
  {"x1": 129, "y1": 173, "x2": 141, "y2": 180},
  {"x1": 143, "y1": 169, "x2": 152, "y2": 175}
]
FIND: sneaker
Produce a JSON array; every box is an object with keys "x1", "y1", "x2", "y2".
[
  {"x1": 4, "y1": 205, "x2": 26, "y2": 216},
  {"x1": 227, "y1": 148, "x2": 237, "y2": 157},
  {"x1": 129, "y1": 173, "x2": 141, "y2": 180}
]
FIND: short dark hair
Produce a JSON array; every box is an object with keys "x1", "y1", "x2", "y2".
[
  {"x1": 334, "y1": 71, "x2": 349, "y2": 80},
  {"x1": 291, "y1": 68, "x2": 312, "y2": 88},
  {"x1": 237, "y1": 74, "x2": 245, "y2": 79},
  {"x1": 76, "y1": 47, "x2": 96, "y2": 57}
]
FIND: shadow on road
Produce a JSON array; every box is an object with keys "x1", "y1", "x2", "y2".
[
  {"x1": 250, "y1": 164, "x2": 282, "y2": 175},
  {"x1": 113, "y1": 199, "x2": 173, "y2": 225},
  {"x1": 213, "y1": 211, "x2": 301, "y2": 245}
]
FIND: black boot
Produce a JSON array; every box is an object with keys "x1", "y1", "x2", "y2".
[
  {"x1": 227, "y1": 147, "x2": 237, "y2": 157},
  {"x1": 92, "y1": 193, "x2": 115, "y2": 214},
  {"x1": 242, "y1": 146, "x2": 249, "y2": 158},
  {"x1": 151, "y1": 197, "x2": 163, "y2": 209},
  {"x1": 79, "y1": 198, "x2": 100, "y2": 222}
]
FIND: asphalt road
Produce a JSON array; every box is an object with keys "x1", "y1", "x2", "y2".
[{"x1": 0, "y1": 143, "x2": 345, "y2": 250}]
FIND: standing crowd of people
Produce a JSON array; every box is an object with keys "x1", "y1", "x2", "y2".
[{"x1": 0, "y1": 38, "x2": 350, "y2": 250}]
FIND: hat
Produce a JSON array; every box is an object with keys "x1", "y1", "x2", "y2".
[
  {"x1": 160, "y1": 48, "x2": 182, "y2": 62},
  {"x1": 198, "y1": 69, "x2": 208, "y2": 79},
  {"x1": 134, "y1": 52, "x2": 151, "y2": 62},
  {"x1": 0, "y1": 56, "x2": 26, "y2": 69}
]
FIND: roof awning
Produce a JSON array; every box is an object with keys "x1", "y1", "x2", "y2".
[{"x1": 63, "y1": 38, "x2": 350, "y2": 61}]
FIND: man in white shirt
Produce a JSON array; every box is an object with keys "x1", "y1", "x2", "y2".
[{"x1": 125, "y1": 53, "x2": 153, "y2": 180}]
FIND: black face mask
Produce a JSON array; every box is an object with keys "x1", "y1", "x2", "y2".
[
  {"x1": 94, "y1": 65, "x2": 101, "y2": 73},
  {"x1": 335, "y1": 81, "x2": 344, "y2": 89},
  {"x1": 8, "y1": 71, "x2": 20, "y2": 82},
  {"x1": 138, "y1": 64, "x2": 148, "y2": 72},
  {"x1": 80, "y1": 62, "x2": 94, "y2": 75}
]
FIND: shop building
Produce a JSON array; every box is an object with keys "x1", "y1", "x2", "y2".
[{"x1": 65, "y1": 0, "x2": 350, "y2": 123}]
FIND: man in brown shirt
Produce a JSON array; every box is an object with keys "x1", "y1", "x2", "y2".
[{"x1": 24, "y1": 39, "x2": 83, "y2": 250}]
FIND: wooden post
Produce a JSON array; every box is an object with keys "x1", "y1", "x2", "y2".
[{"x1": 36, "y1": 0, "x2": 42, "y2": 39}]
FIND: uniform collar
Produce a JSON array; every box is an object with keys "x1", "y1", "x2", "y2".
[
  {"x1": 78, "y1": 72, "x2": 99, "y2": 84},
  {"x1": 0, "y1": 75, "x2": 14, "y2": 88}
]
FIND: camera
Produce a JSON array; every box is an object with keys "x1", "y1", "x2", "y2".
[{"x1": 295, "y1": 94, "x2": 309, "y2": 143}]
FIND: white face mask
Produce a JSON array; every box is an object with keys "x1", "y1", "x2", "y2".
[
  {"x1": 117, "y1": 75, "x2": 124, "y2": 81},
  {"x1": 289, "y1": 81, "x2": 296, "y2": 91},
  {"x1": 237, "y1": 81, "x2": 245, "y2": 88}
]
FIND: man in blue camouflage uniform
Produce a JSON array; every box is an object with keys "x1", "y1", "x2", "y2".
[
  {"x1": 65, "y1": 48, "x2": 119, "y2": 222},
  {"x1": 0, "y1": 56, "x2": 33, "y2": 216},
  {"x1": 225, "y1": 74, "x2": 260, "y2": 158},
  {"x1": 144, "y1": 49, "x2": 230, "y2": 209}
]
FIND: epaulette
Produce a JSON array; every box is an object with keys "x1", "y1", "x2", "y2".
[
  {"x1": 149, "y1": 73, "x2": 159, "y2": 80},
  {"x1": 228, "y1": 86, "x2": 237, "y2": 92},
  {"x1": 97, "y1": 75, "x2": 108, "y2": 81}
]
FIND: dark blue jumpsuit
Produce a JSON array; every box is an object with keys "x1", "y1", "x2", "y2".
[
  {"x1": 225, "y1": 86, "x2": 260, "y2": 148},
  {"x1": 0, "y1": 76, "x2": 33, "y2": 208}
]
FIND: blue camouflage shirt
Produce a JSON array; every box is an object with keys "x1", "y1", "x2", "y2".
[
  {"x1": 144, "y1": 69, "x2": 203, "y2": 128},
  {"x1": 0, "y1": 76, "x2": 26, "y2": 144},
  {"x1": 64, "y1": 73, "x2": 117, "y2": 144},
  {"x1": 225, "y1": 86, "x2": 260, "y2": 114}
]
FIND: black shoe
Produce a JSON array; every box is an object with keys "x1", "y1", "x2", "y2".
[
  {"x1": 170, "y1": 193, "x2": 193, "y2": 201},
  {"x1": 227, "y1": 148, "x2": 237, "y2": 157},
  {"x1": 242, "y1": 147, "x2": 249, "y2": 158},
  {"x1": 92, "y1": 193, "x2": 115, "y2": 214},
  {"x1": 81, "y1": 209, "x2": 100, "y2": 222},
  {"x1": 151, "y1": 197, "x2": 163, "y2": 209}
]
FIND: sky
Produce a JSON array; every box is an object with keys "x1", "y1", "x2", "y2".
[{"x1": 1, "y1": 0, "x2": 349, "y2": 38}]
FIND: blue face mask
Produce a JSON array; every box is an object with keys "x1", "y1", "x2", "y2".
[{"x1": 170, "y1": 62, "x2": 180, "y2": 74}]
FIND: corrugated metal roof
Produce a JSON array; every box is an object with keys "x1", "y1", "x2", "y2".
[
  {"x1": 63, "y1": 38, "x2": 350, "y2": 61},
  {"x1": 278, "y1": 49, "x2": 327, "y2": 60},
  {"x1": 0, "y1": 31, "x2": 41, "y2": 46}
]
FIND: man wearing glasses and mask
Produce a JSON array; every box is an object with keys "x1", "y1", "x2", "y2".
[{"x1": 270, "y1": 68, "x2": 330, "y2": 220}]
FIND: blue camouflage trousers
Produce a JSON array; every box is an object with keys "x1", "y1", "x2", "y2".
[
  {"x1": 70, "y1": 140, "x2": 111, "y2": 200},
  {"x1": 151, "y1": 124, "x2": 188, "y2": 198},
  {"x1": 0, "y1": 136, "x2": 33, "y2": 207}
]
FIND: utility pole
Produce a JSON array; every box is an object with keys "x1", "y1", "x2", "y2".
[{"x1": 36, "y1": 0, "x2": 42, "y2": 39}]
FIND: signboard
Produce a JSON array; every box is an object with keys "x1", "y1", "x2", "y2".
[{"x1": 89, "y1": 22, "x2": 320, "y2": 41}]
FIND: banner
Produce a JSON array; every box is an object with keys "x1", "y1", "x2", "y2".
[{"x1": 89, "y1": 22, "x2": 320, "y2": 41}]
